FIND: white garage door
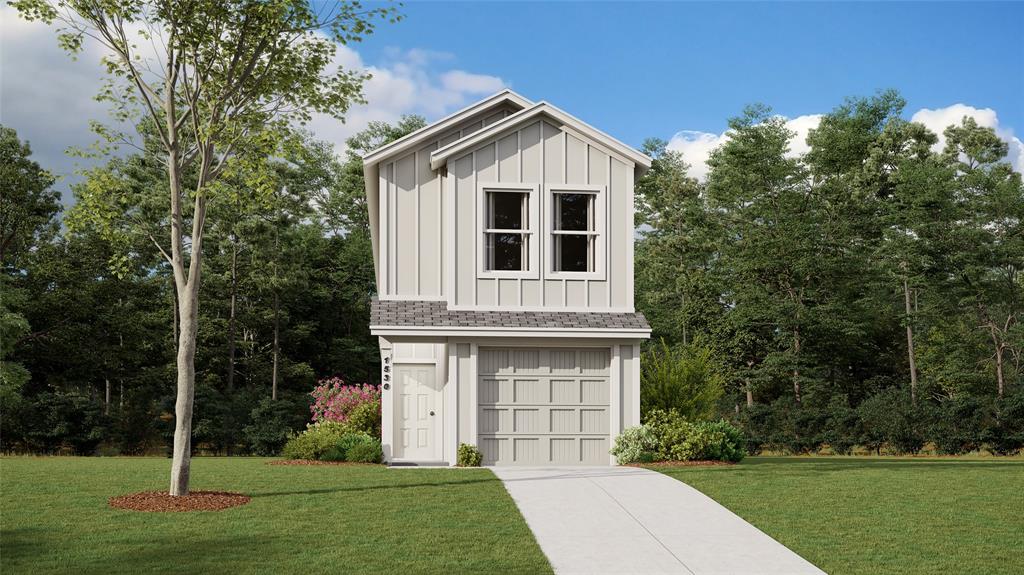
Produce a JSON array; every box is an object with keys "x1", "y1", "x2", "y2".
[{"x1": 478, "y1": 347, "x2": 611, "y2": 465}]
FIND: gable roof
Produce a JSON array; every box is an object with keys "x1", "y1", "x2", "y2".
[
  {"x1": 363, "y1": 90, "x2": 531, "y2": 286},
  {"x1": 362, "y1": 89, "x2": 532, "y2": 165},
  {"x1": 428, "y1": 101, "x2": 653, "y2": 172}
]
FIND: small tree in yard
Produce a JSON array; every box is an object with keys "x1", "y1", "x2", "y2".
[{"x1": 12, "y1": 0, "x2": 399, "y2": 495}]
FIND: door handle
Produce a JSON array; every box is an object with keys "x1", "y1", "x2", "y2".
[{"x1": 429, "y1": 411, "x2": 435, "y2": 416}]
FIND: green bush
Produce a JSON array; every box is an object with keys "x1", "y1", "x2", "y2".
[
  {"x1": 986, "y1": 390, "x2": 1024, "y2": 455},
  {"x1": 321, "y1": 432, "x2": 375, "y2": 462},
  {"x1": 244, "y1": 395, "x2": 310, "y2": 456},
  {"x1": 346, "y1": 440, "x2": 383, "y2": 463},
  {"x1": 824, "y1": 397, "x2": 861, "y2": 455},
  {"x1": 641, "y1": 339, "x2": 724, "y2": 421},
  {"x1": 644, "y1": 408, "x2": 692, "y2": 461},
  {"x1": 281, "y1": 421, "x2": 350, "y2": 460},
  {"x1": 457, "y1": 443, "x2": 483, "y2": 467},
  {"x1": 610, "y1": 425, "x2": 659, "y2": 464},
  {"x1": 641, "y1": 408, "x2": 746, "y2": 462},
  {"x1": 858, "y1": 388, "x2": 931, "y2": 455},
  {"x1": 346, "y1": 399, "x2": 382, "y2": 438},
  {"x1": 930, "y1": 396, "x2": 987, "y2": 455}
]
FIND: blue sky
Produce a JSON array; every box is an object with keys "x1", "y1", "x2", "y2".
[
  {"x1": 2, "y1": 1, "x2": 1021, "y2": 200},
  {"x1": 356, "y1": 1, "x2": 1023, "y2": 147}
]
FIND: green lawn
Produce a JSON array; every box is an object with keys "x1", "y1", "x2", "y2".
[
  {"x1": 0, "y1": 457, "x2": 552, "y2": 575},
  {"x1": 652, "y1": 456, "x2": 1024, "y2": 575}
]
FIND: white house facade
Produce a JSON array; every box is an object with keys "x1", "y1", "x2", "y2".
[{"x1": 364, "y1": 90, "x2": 651, "y2": 466}]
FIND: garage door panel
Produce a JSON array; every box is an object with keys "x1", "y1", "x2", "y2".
[
  {"x1": 479, "y1": 347, "x2": 611, "y2": 466},
  {"x1": 550, "y1": 379, "x2": 579, "y2": 403},
  {"x1": 514, "y1": 408, "x2": 542, "y2": 432},
  {"x1": 513, "y1": 379, "x2": 544, "y2": 402},
  {"x1": 480, "y1": 437, "x2": 510, "y2": 465},
  {"x1": 581, "y1": 438, "x2": 608, "y2": 464},
  {"x1": 550, "y1": 409, "x2": 577, "y2": 433}
]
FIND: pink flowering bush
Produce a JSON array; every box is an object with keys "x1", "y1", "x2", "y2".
[{"x1": 310, "y1": 378, "x2": 381, "y2": 436}]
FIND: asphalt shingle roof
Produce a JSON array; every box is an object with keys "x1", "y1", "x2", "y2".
[{"x1": 371, "y1": 299, "x2": 650, "y2": 331}]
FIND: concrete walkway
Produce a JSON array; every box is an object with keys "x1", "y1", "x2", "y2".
[{"x1": 492, "y1": 466, "x2": 825, "y2": 575}]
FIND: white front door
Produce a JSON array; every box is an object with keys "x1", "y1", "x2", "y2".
[{"x1": 394, "y1": 364, "x2": 442, "y2": 461}]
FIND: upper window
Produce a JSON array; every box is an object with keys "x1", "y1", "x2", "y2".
[
  {"x1": 552, "y1": 191, "x2": 597, "y2": 272},
  {"x1": 485, "y1": 190, "x2": 531, "y2": 271}
]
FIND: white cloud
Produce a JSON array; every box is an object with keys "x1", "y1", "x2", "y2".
[
  {"x1": 666, "y1": 114, "x2": 822, "y2": 180},
  {"x1": 0, "y1": 6, "x2": 507, "y2": 201},
  {"x1": 911, "y1": 104, "x2": 1024, "y2": 172},
  {"x1": 668, "y1": 106, "x2": 1022, "y2": 180}
]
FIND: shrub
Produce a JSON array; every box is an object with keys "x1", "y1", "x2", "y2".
[
  {"x1": 457, "y1": 443, "x2": 483, "y2": 467},
  {"x1": 321, "y1": 432, "x2": 376, "y2": 462},
  {"x1": 641, "y1": 339, "x2": 724, "y2": 421},
  {"x1": 345, "y1": 399, "x2": 382, "y2": 438},
  {"x1": 986, "y1": 390, "x2": 1024, "y2": 455},
  {"x1": 25, "y1": 390, "x2": 109, "y2": 455},
  {"x1": 642, "y1": 408, "x2": 746, "y2": 462},
  {"x1": 610, "y1": 425, "x2": 659, "y2": 464},
  {"x1": 281, "y1": 421, "x2": 350, "y2": 460},
  {"x1": 858, "y1": 388, "x2": 930, "y2": 455},
  {"x1": 930, "y1": 396, "x2": 987, "y2": 455},
  {"x1": 644, "y1": 408, "x2": 692, "y2": 461},
  {"x1": 310, "y1": 378, "x2": 380, "y2": 425},
  {"x1": 735, "y1": 404, "x2": 772, "y2": 455},
  {"x1": 698, "y1": 420, "x2": 746, "y2": 462},
  {"x1": 244, "y1": 395, "x2": 310, "y2": 456},
  {"x1": 346, "y1": 440, "x2": 383, "y2": 463},
  {"x1": 823, "y1": 397, "x2": 861, "y2": 455}
]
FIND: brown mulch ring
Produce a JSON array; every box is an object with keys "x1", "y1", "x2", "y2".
[
  {"x1": 630, "y1": 460, "x2": 737, "y2": 468},
  {"x1": 266, "y1": 459, "x2": 382, "y2": 466},
  {"x1": 109, "y1": 491, "x2": 250, "y2": 512}
]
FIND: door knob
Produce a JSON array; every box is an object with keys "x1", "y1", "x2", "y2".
[{"x1": 429, "y1": 411, "x2": 435, "y2": 416}]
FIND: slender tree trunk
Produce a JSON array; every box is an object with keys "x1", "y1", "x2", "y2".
[
  {"x1": 119, "y1": 381, "x2": 123, "y2": 411},
  {"x1": 105, "y1": 378, "x2": 111, "y2": 415},
  {"x1": 170, "y1": 286, "x2": 199, "y2": 496},
  {"x1": 792, "y1": 327, "x2": 802, "y2": 404},
  {"x1": 995, "y1": 343, "x2": 1005, "y2": 399},
  {"x1": 272, "y1": 291, "x2": 280, "y2": 401},
  {"x1": 746, "y1": 381, "x2": 754, "y2": 408},
  {"x1": 903, "y1": 277, "x2": 918, "y2": 403},
  {"x1": 226, "y1": 240, "x2": 238, "y2": 393}
]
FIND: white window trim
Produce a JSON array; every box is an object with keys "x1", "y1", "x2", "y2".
[
  {"x1": 545, "y1": 184, "x2": 606, "y2": 280},
  {"x1": 477, "y1": 182, "x2": 540, "y2": 279}
]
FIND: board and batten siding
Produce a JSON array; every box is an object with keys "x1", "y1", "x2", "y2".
[
  {"x1": 450, "y1": 120, "x2": 635, "y2": 310},
  {"x1": 378, "y1": 104, "x2": 518, "y2": 300},
  {"x1": 379, "y1": 116, "x2": 636, "y2": 311}
]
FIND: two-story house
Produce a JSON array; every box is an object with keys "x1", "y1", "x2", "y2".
[{"x1": 364, "y1": 90, "x2": 651, "y2": 466}]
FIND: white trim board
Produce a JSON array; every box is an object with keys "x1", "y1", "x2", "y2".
[{"x1": 371, "y1": 326, "x2": 651, "y2": 338}]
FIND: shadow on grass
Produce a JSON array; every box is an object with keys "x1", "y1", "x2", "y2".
[{"x1": 249, "y1": 477, "x2": 502, "y2": 498}]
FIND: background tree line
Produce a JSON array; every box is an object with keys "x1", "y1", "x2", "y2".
[
  {"x1": 636, "y1": 91, "x2": 1023, "y2": 455},
  {"x1": 1, "y1": 117, "x2": 423, "y2": 456},
  {"x1": 2, "y1": 89, "x2": 1021, "y2": 456}
]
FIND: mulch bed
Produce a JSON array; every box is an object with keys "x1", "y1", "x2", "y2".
[
  {"x1": 630, "y1": 460, "x2": 737, "y2": 468},
  {"x1": 266, "y1": 459, "x2": 381, "y2": 466},
  {"x1": 109, "y1": 491, "x2": 250, "y2": 512}
]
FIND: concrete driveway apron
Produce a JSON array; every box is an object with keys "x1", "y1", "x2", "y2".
[{"x1": 492, "y1": 466, "x2": 826, "y2": 575}]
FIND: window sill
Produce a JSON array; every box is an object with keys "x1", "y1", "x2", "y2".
[
  {"x1": 546, "y1": 270, "x2": 606, "y2": 281},
  {"x1": 478, "y1": 270, "x2": 540, "y2": 280}
]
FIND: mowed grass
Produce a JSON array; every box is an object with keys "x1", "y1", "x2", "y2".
[
  {"x1": 0, "y1": 457, "x2": 552, "y2": 575},
  {"x1": 653, "y1": 456, "x2": 1024, "y2": 575}
]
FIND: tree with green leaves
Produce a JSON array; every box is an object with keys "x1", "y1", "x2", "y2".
[
  {"x1": 13, "y1": 0, "x2": 399, "y2": 495},
  {"x1": 942, "y1": 117, "x2": 1024, "y2": 398}
]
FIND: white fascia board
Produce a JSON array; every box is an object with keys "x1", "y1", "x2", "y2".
[
  {"x1": 361, "y1": 89, "x2": 532, "y2": 165},
  {"x1": 364, "y1": 161, "x2": 380, "y2": 287},
  {"x1": 370, "y1": 325, "x2": 652, "y2": 339},
  {"x1": 429, "y1": 102, "x2": 653, "y2": 171}
]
